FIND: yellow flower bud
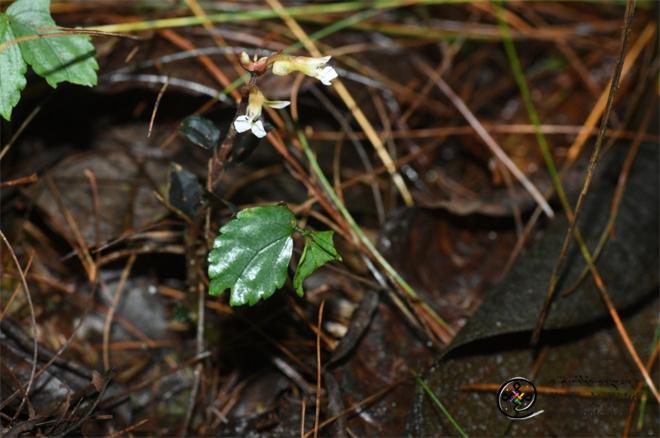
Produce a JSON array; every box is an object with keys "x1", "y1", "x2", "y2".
[{"x1": 270, "y1": 55, "x2": 338, "y2": 86}]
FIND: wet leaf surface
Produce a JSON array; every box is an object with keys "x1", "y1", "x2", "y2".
[
  {"x1": 409, "y1": 143, "x2": 659, "y2": 435},
  {"x1": 179, "y1": 115, "x2": 222, "y2": 150},
  {"x1": 168, "y1": 163, "x2": 203, "y2": 218},
  {"x1": 208, "y1": 205, "x2": 296, "y2": 306},
  {"x1": 378, "y1": 207, "x2": 518, "y2": 333},
  {"x1": 445, "y1": 143, "x2": 657, "y2": 352},
  {"x1": 408, "y1": 296, "x2": 659, "y2": 437},
  {"x1": 29, "y1": 148, "x2": 169, "y2": 245}
]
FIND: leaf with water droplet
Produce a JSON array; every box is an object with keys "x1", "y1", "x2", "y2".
[{"x1": 208, "y1": 205, "x2": 296, "y2": 306}]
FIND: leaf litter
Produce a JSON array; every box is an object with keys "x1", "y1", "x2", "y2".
[{"x1": 0, "y1": 1, "x2": 658, "y2": 436}]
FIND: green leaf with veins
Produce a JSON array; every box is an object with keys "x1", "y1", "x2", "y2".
[
  {"x1": 208, "y1": 205, "x2": 296, "y2": 306},
  {"x1": 0, "y1": 0, "x2": 98, "y2": 120},
  {"x1": 294, "y1": 230, "x2": 341, "y2": 297},
  {"x1": 0, "y1": 13, "x2": 27, "y2": 120}
]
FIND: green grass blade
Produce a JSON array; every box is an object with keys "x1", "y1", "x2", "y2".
[{"x1": 415, "y1": 372, "x2": 469, "y2": 438}]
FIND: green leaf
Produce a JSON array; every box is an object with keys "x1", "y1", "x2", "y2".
[
  {"x1": 208, "y1": 205, "x2": 296, "y2": 306},
  {"x1": 0, "y1": 14, "x2": 27, "y2": 120},
  {"x1": 293, "y1": 230, "x2": 341, "y2": 297},
  {"x1": 6, "y1": 0, "x2": 98, "y2": 87},
  {"x1": 0, "y1": 0, "x2": 98, "y2": 120}
]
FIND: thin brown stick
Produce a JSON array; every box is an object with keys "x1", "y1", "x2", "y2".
[
  {"x1": 0, "y1": 231, "x2": 38, "y2": 421},
  {"x1": 0, "y1": 254, "x2": 34, "y2": 322},
  {"x1": 97, "y1": 244, "x2": 184, "y2": 266},
  {"x1": 83, "y1": 169, "x2": 102, "y2": 251},
  {"x1": 500, "y1": 20, "x2": 657, "y2": 277},
  {"x1": 304, "y1": 382, "x2": 398, "y2": 438},
  {"x1": 45, "y1": 177, "x2": 97, "y2": 282},
  {"x1": 530, "y1": 0, "x2": 659, "y2": 404},
  {"x1": 414, "y1": 58, "x2": 554, "y2": 218},
  {"x1": 597, "y1": 282, "x2": 659, "y2": 403},
  {"x1": 622, "y1": 340, "x2": 660, "y2": 437},
  {"x1": 0, "y1": 105, "x2": 43, "y2": 162},
  {"x1": 0, "y1": 224, "x2": 105, "y2": 412},
  {"x1": 265, "y1": 0, "x2": 414, "y2": 206},
  {"x1": 462, "y1": 383, "x2": 644, "y2": 398},
  {"x1": 565, "y1": 21, "x2": 656, "y2": 164},
  {"x1": 92, "y1": 340, "x2": 173, "y2": 350},
  {"x1": 152, "y1": 190, "x2": 194, "y2": 225},
  {"x1": 561, "y1": 97, "x2": 653, "y2": 296},
  {"x1": 0, "y1": 26, "x2": 136, "y2": 53},
  {"x1": 531, "y1": 0, "x2": 635, "y2": 343},
  {"x1": 102, "y1": 254, "x2": 137, "y2": 371},
  {"x1": 314, "y1": 300, "x2": 326, "y2": 438},
  {"x1": 98, "y1": 352, "x2": 211, "y2": 409},
  {"x1": 158, "y1": 29, "x2": 241, "y2": 102},
  {"x1": 300, "y1": 397, "x2": 307, "y2": 438},
  {"x1": 184, "y1": 0, "x2": 244, "y2": 76},
  {"x1": 309, "y1": 125, "x2": 658, "y2": 142},
  {"x1": 102, "y1": 418, "x2": 149, "y2": 438},
  {"x1": 0, "y1": 173, "x2": 38, "y2": 188},
  {"x1": 147, "y1": 77, "x2": 170, "y2": 138},
  {"x1": 180, "y1": 245, "x2": 208, "y2": 436}
]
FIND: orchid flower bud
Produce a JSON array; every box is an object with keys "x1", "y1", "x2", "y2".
[
  {"x1": 233, "y1": 86, "x2": 290, "y2": 138},
  {"x1": 239, "y1": 51, "x2": 251, "y2": 67},
  {"x1": 238, "y1": 51, "x2": 269, "y2": 74},
  {"x1": 270, "y1": 55, "x2": 338, "y2": 86}
]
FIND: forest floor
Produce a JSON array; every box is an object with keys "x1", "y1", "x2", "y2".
[{"x1": 1, "y1": 1, "x2": 658, "y2": 436}]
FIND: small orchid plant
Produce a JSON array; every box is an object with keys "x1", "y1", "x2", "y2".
[
  {"x1": 233, "y1": 52, "x2": 339, "y2": 138},
  {"x1": 206, "y1": 52, "x2": 342, "y2": 307}
]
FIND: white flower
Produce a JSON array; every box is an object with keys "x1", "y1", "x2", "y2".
[
  {"x1": 316, "y1": 66, "x2": 338, "y2": 86},
  {"x1": 234, "y1": 115, "x2": 267, "y2": 138},
  {"x1": 270, "y1": 55, "x2": 338, "y2": 86},
  {"x1": 233, "y1": 86, "x2": 290, "y2": 138}
]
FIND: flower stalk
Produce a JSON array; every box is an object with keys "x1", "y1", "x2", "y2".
[{"x1": 233, "y1": 52, "x2": 338, "y2": 138}]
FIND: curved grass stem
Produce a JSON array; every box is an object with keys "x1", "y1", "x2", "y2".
[
  {"x1": 296, "y1": 130, "x2": 454, "y2": 342},
  {"x1": 497, "y1": 0, "x2": 659, "y2": 404}
]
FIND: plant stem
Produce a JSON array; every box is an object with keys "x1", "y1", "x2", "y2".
[
  {"x1": 414, "y1": 371, "x2": 469, "y2": 438},
  {"x1": 498, "y1": 0, "x2": 658, "y2": 403},
  {"x1": 296, "y1": 130, "x2": 454, "y2": 337}
]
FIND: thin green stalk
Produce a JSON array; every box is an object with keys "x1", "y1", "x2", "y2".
[
  {"x1": 414, "y1": 372, "x2": 469, "y2": 438},
  {"x1": 286, "y1": 8, "x2": 381, "y2": 54},
  {"x1": 635, "y1": 392, "x2": 648, "y2": 430},
  {"x1": 86, "y1": 1, "x2": 469, "y2": 34},
  {"x1": 636, "y1": 323, "x2": 660, "y2": 431},
  {"x1": 495, "y1": 1, "x2": 610, "y2": 342},
  {"x1": 495, "y1": 3, "x2": 571, "y2": 214},
  {"x1": 296, "y1": 130, "x2": 454, "y2": 336},
  {"x1": 87, "y1": 2, "x2": 364, "y2": 33},
  {"x1": 498, "y1": 0, "x2": 658, "y2": 404}
]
